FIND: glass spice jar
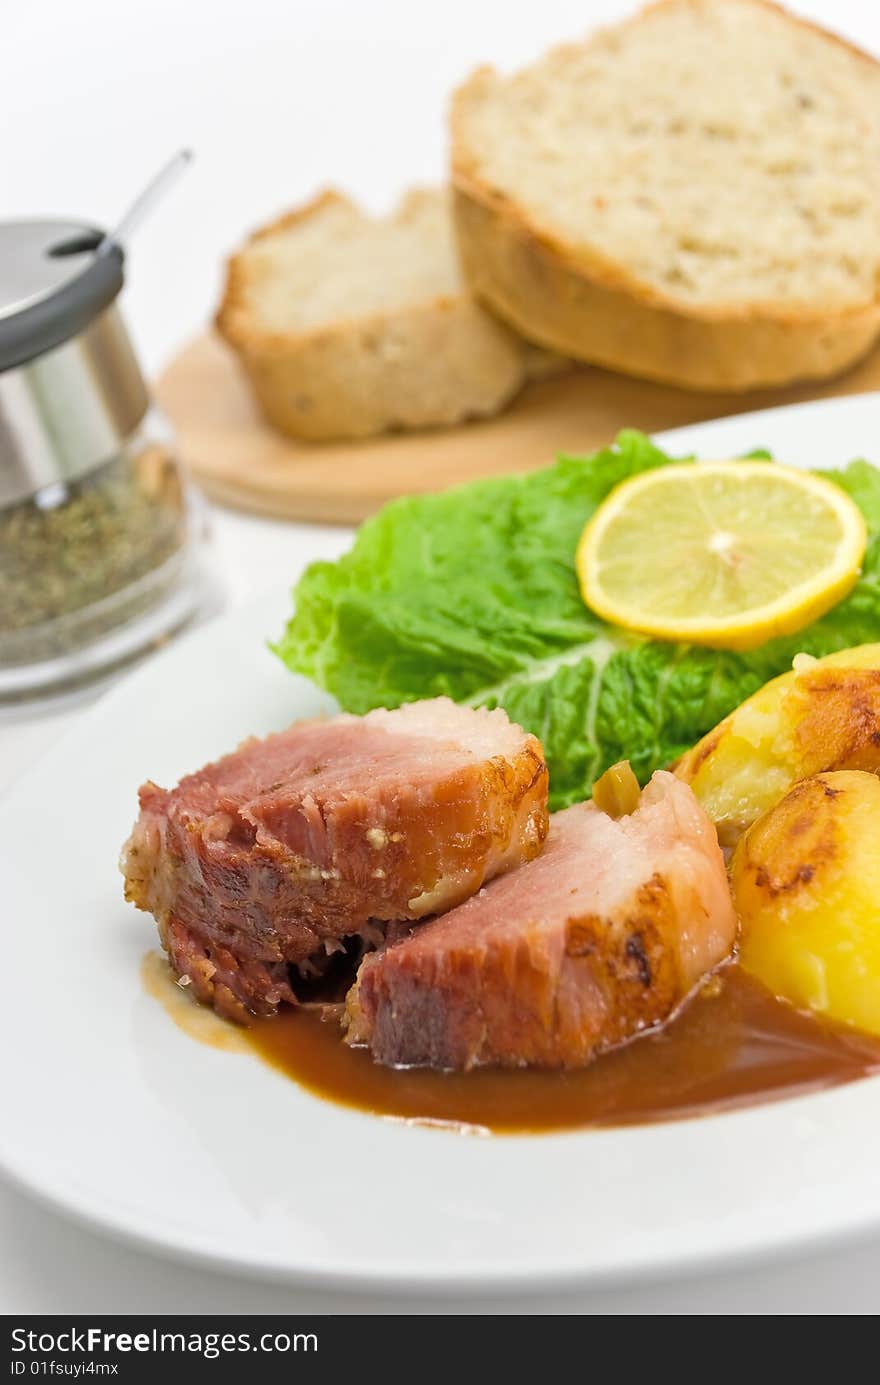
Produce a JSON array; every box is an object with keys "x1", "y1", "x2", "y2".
[{"x1": 0, "y1": 220, "x2": 213, "y2": 699}]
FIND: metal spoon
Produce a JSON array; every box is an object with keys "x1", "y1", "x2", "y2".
[{"x1": 96, "y1": 148, "x2": 193, "y2": 256}]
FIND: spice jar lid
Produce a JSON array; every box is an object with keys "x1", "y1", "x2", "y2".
[
  {"x1": 0, "y1": 220, "x2": 149, "y2": 510},
  {"x1": 0, "y1": 221, "x2": 124, "y2": 372}
]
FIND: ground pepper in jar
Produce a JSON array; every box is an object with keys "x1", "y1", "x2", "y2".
[{"x1": 0, "y1": 440, "x2": 187, "y2": 664}]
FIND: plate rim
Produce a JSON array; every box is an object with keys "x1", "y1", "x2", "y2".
[{"x1": 4, "y1": 1109, "x2": 880, "y2": 1294}]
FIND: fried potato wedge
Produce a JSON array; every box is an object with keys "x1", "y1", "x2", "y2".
[
  {"x1": 674, "y1": 643, "x2": 880, "y2": 847},
  {"x1": 731, "y1": 771, "x2": 880, "y2": 1034}
]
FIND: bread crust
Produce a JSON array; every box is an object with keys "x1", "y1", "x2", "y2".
[
  {"x1": 216, "y1": 189, "x2": 554, "y2": 441},
  {"x1": 450, "y1": 0, "x2": 880, "y2": 392},
  {"x1": 452, "y1": 182, "x2": 880, "y2": 393}
]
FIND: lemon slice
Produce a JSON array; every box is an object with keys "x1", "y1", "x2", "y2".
[{"x1": 576, "y1": 461, "x2": 867, "y2": 651}]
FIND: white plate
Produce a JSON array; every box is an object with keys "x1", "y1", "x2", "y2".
[{"x1": 3, "y1": 393, "x2": 880, "y2": 1293}]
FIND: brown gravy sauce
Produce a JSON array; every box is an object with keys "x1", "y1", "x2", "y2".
[
  {"x1": 141, "y1": 951, "x2": 249, "y2": 1054},
  {"x1": 144, "y1": 953, "x2": 880, "y2": 1134}
]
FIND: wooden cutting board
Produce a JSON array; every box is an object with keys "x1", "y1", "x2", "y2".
[{"x1": 156, "y1": 332, "x2": 880, "y2": 525}]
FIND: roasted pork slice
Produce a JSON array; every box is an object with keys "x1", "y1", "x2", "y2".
[
  {"x1": 122, "y1": 698, "x2": 548, "y2": 1021},
  {"x1": 347, "y1": 771, "x2": 736, "y2": 1069}
]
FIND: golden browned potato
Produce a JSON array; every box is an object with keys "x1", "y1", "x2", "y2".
[
  {"x1": 675, "y1": 643, "x2": 880, "y2": 847},
  {"x1": 731, "y1": 770, "x2": 880, "y2": 1035}
]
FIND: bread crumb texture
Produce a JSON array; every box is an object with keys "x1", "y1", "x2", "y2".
[
  {"x1": 217, "y1": 189, "x2": 565, "y2": 440},
  {"x1": 453, "y1": 0, "x2": 880, "y2": 314},
  {"x1": 229, "y1": 191, "x2": 463, "y2": 334}
]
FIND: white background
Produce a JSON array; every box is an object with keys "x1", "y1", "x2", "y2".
[{"x1": 3, "y1": 0, "x2": 880, "y2": 1315}]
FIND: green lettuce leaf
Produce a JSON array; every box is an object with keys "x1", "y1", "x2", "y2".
[{"x1": 274, "y1": 431, "x2": 880, "y2": 809}]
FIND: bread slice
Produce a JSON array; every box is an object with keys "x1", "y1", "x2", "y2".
[
  {"x1": 451, "y1": 0, "x2": 880, "y2": 393},
  {"x1": 217, "y1": 189, "x2": 563, "y2": 441}
]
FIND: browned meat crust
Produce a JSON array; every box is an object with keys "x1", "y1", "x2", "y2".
[
  {"x1": 122, "y1": 699, "x2": 548, "y2": 1020},
  {"x1": 347, "y1": 773, "x2": 736, "y2": 1069}
]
